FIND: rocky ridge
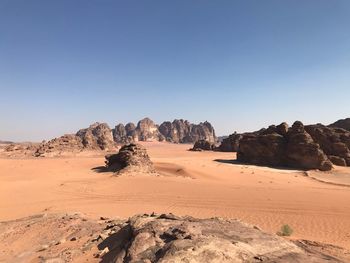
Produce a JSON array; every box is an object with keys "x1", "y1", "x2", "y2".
[{"x1": 113, "y1": 118, "x2": 216, "y2": 144}]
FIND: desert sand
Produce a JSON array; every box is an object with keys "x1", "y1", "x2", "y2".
[{"x1": 1, "y1": 141, "x2": 350, "y2": 251}]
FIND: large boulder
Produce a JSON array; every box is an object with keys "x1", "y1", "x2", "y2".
[
  {"x1": 216, "y1": 132, "x2": 243, "y2": 152},
  {"x1": 238, "y1": 133, "x2": 287, "y2": 167},
  {"x1": 105, "y1": 143, "x2": 156, "y2": 175},
  {"x1": 76, "y1": 122, "x2": 115, "y2": 150},
  {"x1": 100, "y1": 214, "x2": 343, "y2": 263},
  {"x1": 237, "y1": 121, "x2": 333, "y2": 171},
  {"x1": 191, "y1": 139, "x2": 215, "y2": 151}
]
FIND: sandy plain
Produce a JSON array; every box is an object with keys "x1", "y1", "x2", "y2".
[{"x1": 1, "y1": 141, "x2": 350, "y2": 250}]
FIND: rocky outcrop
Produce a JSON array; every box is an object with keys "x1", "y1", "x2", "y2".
[
  {"x1": 158, "y1": 119, "x2": 216, "y2": 143},
  {"x1": 112, "y1": 118, "x2": 216, "y2": 144},
  {"x1": 136, "y1": 118, "x2": 164, "y2": 141},
  {"x1": 237, "y1": 121, "x2": 333, "y2": 171},
  {"x1": 190, "y1": 139, "x2": 215, "y2": 151},
  {"x1": 216, "y1": 132, "x2": 243, "y2": 152},
  {"x1": 329, "y1": 118, "x2": 350, "y2": 131},
  {"x1": 100, "y1": 214, "x2": 344, "y2": 263},
  {"x1": 105, "y1": 143, "x2": 156, "y2": 175},
  {"x1": 1, "y1": 213, "x2": 348, "y2": 263},
  {"x1": 305, "y1": 124, "x2": 350, "y2": 166},
  {"x1": 76, "y1": 122, "x2": 115, "y2": 150},
  {"x1": 34, "y1": 134, "x2": 84, "y2": 157}
]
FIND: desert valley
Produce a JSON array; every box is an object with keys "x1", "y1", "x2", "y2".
[{"x1": 1, "y1": 117, "x2": 350, "y2": 262}]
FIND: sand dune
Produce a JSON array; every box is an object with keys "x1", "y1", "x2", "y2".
[{"x1": 1, "y1": 141, "x2": 350, "y2": 250}]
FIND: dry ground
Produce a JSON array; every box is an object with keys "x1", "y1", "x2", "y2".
[{"x1": 1, "y1": 142, "x2": 350, "y2": 250}]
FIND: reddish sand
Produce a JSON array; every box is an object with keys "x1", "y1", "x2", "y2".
[{"x1": 1, "y1": 142, "x2": 350, "y2": 249}]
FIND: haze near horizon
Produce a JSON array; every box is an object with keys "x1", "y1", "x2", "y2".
[{"x1": 1, "y1": 0, "x2": 350, "y2": 141}]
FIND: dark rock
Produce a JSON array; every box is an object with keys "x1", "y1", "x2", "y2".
[
  {"x1": 329, "y1": 118, "x2": 350, "y2": 131},
  {"x1": 105, "y1": 143, "x2": 156, "y2": 175},
  {"x1": 216, "y1": 132, "x2": 243, "y2": 152},
  {"x1": 286, "y1": 122, "x2": 332, "y2": 171},
  {"x1": 329, "y1": 156, "x2": 347, "y2": 166},
  {"x1": 305, "y1": 124, "x2": 350, "y2": 166},
  {"x1": 191, "y1": 140, "x2": 215, "y2": 151},
  {"x1": 237, "y1": 121, "x2": 333, "y2": 171}
]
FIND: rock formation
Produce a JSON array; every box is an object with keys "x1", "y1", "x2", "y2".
[
  {"x1": 2, "y1": 213, "x2": 348, "y2": 263},
  {"x1": 136, "y1": 117, "x2": 164, "y2": 141},
  {"x1": 100, "y1": 214, "x2": 345, "y2": 263},
  {"x1": 113, "y1": 118, "x2": 216, "y2": 144},
  {"x1": 305, "y1": 124, "x2": 350, "y2": 166},
  {"x1": 158, "y1": 119, "x2": 216, "y2": 143},
  {"x1": 329, "y1": 118, "x2": 350, "y2": 131},
  {"x1": 216, "y1": 132, "x2": 243, "y2": 152},
  {"x1": 237, "y1": 121, "x2": 333, "y2": 171},
  {"x1": 105, "y1": 143, "x2": 156, "y2": 175},
  {"x1": 34, "y1": 134, "x2": 84, "y2": 157},
  {"x1": 190, "y1": 139, "x2": 215, "y2": 151},
  {"x1": 76, "y1": 122, "x2": 115, "y2": 150}
]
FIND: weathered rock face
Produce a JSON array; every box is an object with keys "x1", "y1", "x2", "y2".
[
  {"x1": 305, "y1": 124, "x2": 350, "y2": 166},
  {"x1": 105, "y1": 143, "x2": 156, "y2": 175},
  {"x1": 113, "y1": 123, "x2": 127, "y2": 143},
  {"x1": 1, "y1": 213, "x2": 348, "y2": 263},
  {"x1": 158, "y1": 119, "x2": 216, "y2": 143},
  {"x1": 76, "y1": 122, "x2": 115, "y2": 150},
  {"x1": 329, "y1": 118, "x2": 350, "y2": 131},
  {"x1": 191, "y1": 139, "x2": 215, "y2": 151},
  {"x1": 136, "y1": 117, "x2": 164, "y2": 141},
  {"x1": 34, "y1": 134, "x2": 84, "y2": 157},
  {"x1": 99, "y1": 214, "x2": 343, "y2": 263},
  {"x1": 237, "y1": 121, "x2": 333, "y2": 171},
  {"x1": 217, "y1": 132, "x2": 243, "y2": 152},
  {"x1": 285, "y1": 122, "x2": 333, "y2": 171},
  {"x1": 112, "y1": 118, "x2": 216, "y2": 144}
]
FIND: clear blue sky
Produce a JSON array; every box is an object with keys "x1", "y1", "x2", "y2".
[{"x1": 1, "y1": 0, "x2": 350, "y2": 141}]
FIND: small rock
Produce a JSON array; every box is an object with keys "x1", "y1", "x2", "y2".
[{"x1": 70, "y1": 237, "x2": 77, "y2": 241}]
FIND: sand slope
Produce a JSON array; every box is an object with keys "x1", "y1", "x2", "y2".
[{"x1": 1, "y1": 142, "x2": 350, "y2": 250}]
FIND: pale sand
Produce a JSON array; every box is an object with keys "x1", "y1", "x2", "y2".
[{"x1": 1, "y1": 141, "x2": 350, "y2": 249}]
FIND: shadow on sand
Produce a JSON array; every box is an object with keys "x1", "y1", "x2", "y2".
[
  {"x1": 91, "y1": 166, "x2": 110, "y2": 173},
  {"x1": 213, "y1": 159, "x2": 304, "y2": 172}
]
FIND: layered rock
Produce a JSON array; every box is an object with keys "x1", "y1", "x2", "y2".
[
  {"x1": 76, "y1": 122, "x2": 115, "y2": 150},
  {"x1": 329, "y1": 118, "x2": 350, "y2": 131},
  {"x1": 305, "y1": 124, "x2": 350, "y2": 166},
  {"x1": 34, "y1": 134, "x2": 84, "y2": 157},
  {"x1": 100, "y1": 214, "x2": 344, "y2": 263},
  {"x1": 237, "y1": 121, "x2": 333, "y2": 171},
  {"x1": 105, "y1": 143, "x2": 156, "y2": 175}
]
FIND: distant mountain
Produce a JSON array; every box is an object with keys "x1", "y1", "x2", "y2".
[
  {"x1": 329, "y1": 118, "x2": 350, "y2": 131},
  {"x1": 0, "y1": 140, "x2": 13, "y2": 144}
]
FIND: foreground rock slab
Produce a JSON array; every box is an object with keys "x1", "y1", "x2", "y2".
[
  {"x1": 0, "y1": 213, "x2": 348, "y2": 262},
  {"x1": 101, "y1": 214, "x2": 346, "y2": 263}
]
